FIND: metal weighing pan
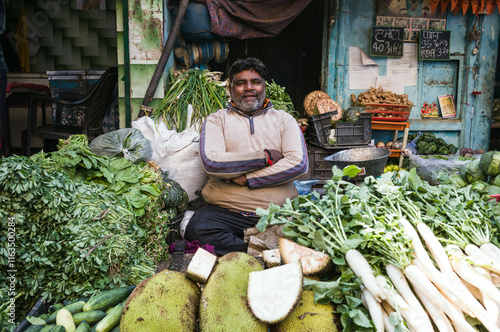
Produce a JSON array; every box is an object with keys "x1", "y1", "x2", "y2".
[{"x1": 324, "y1": 147, "x2": 391, "y2": 178}]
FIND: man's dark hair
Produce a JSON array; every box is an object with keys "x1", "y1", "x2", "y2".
[{"x1": 228, "y1": 58, "x2": 268, "y2": 82}]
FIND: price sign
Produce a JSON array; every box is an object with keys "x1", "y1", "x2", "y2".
[
  {"x1": 419, "y1": 30, "x2": 451, "y2": 60},
  {"x1": 370, "y1": 26, "x2": 404, "y2": 57}
]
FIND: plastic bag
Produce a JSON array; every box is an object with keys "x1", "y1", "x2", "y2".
[
  {"x1": 293, "y1": 179, "x2": 320, "y2": 195},
  {"x1": 409, "y1": 154, "x2": 480, "y2": 185},
  {"x1": 89, "y1": 128, "x2": 153, "y2": 164},
  {"x1": 404, "y1": 131, "x2": 422, "y2": 157}
]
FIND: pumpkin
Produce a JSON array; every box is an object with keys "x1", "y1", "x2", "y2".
[
  {"x1": 162, "y1": 176, "x2": 189, "y2": 212},
  {"x1": 343, "y1": 107, "x2": 363, "y2": 123}
]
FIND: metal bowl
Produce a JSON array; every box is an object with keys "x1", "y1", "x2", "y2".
[{"x1": 324, "y1": 147, "x2": 391, "y2": 178}]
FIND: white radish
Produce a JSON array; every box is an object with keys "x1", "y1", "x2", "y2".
[
  {"x1": 413, "y1": 287, "x2": 454, "y2": 332},
  {"x1": 492, "y1": 272, "x2": 500, "y2": 287},
  {"x1": 473, "y1": 266, "x2": 500, "y2": 325},
  {"x1": 361, "y1": 287, "x2": 385, "y2": 332},
  {"x1": 397, "y1": 218, "x2": 436, "y2": 270},
  {"x1": 452, "y1": 272, "x2": 500, "y2": 332},
  {"x1": 481, "y1": 243, "x2": 500, "y2": 267},
  {"x1": 465, "y1": 243, "x2": 500, "y2": 275},
  {"x1": 461, "y1": 278, "x2": 483, "y2": 302},
  {"x1": 448, "y1": 253, "x2": 500, "y2": 332},
  {"x1": 385, "y1": 263, "x2": 433, "y2": 330},
  {"x1": 345, "y1": 249, "x2": 386, "y2": 302},
  {"x1": 381, "y1": 306, "x2": 396, "y2": 332},
  {"x1": 375, "y1": 275, "x2": 423, "y2": 332},
  {"x1": 449, "y1": 253, "x2": 500, "y2": 303},
  {"x1": 381, "y1": 301, "x2": 409, "y2": 332},
  {"x1": 412, "y1": 258, "x2": 465, "y2": 315},
  {"x1": 416, "y1": 223, "x2": 456, "y2": 277},
  {"x1": 404, "y1": 264, "x2": 476, "y2": 332}
]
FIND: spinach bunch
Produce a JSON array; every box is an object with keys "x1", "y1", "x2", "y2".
[{"x1": 0, "y1": 149, "x2": 162, "y2": 327}]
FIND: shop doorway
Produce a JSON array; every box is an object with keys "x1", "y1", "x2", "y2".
[{"x1": 208, "y1": 0, "x2": 324, "y2": 118}]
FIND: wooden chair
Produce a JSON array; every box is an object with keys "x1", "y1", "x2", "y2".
[{"x1": 24, "y1": 67, "x2": 118, "y2": 156}]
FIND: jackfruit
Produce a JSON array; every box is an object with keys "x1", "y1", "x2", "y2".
[
  {"x1": 271, "y1": 290, "x2": 338, "y2": 332},
  {"x1": 199, "y1": 252, "x2": 268, "y2": 331},
  {"x1": 120, "y1": 270, "x2": 200, "y2": 332},
  {"x1": 262, "y1": 248, "x2": 281, "y2": 268},
  {"x1": 248, "y1": 262, "x2": 303, "y2": 324},
  {"x1": 279, "y1": 238, "x2": 333, "y2": 275},
  {"x1": 186, "y1": 247, "x2": 217, "y2": 284}
]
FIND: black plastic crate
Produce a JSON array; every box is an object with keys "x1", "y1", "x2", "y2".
[
  {"x1": 307, "y1": 146, "x2": 336, "y2": 180},
  {"x1": 309, "y1": 112, "x2": 372, "y2": 147},
  {"x1": 308, "y1": 112, "x2": 336, "y2": 146}
]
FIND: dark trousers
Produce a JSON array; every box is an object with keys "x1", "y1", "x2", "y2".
[{"x1": 184, "y1": 204, "x2": 259, "y2": 256}]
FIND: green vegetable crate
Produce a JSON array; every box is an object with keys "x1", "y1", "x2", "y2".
[{"x1": 308, "y1": 112, "x2": 372, "y2": 147}]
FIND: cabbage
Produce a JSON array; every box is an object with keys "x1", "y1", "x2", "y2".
[
  {"x1": 470, "y1": 181, "x2": 487, "y2": 192},
  {"x1": 449, "y1": 174, "x2": 468, "y2": 188},
  {"x1": 485, "y1": 185, "x2": 500, "y2": 196},
  {"x1": 490, "y1": 174, "x2": 500, "y2": 187},
  {"x1": 460, "y1": 159, "x2": 486, "y2": 183},
  {"x1": 480, "y1": 151, "x2": 500, "y2": 176}
]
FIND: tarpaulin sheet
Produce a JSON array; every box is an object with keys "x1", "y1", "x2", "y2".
[{"x1": 205, "y1": 0, "x2": 313, "y2": 39}]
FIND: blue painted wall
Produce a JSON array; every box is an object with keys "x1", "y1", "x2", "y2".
[{"x1": 323, "y1": 0, "x2": 500, "y2": 151}]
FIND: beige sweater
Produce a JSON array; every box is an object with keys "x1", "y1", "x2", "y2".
[{"x1": 199, "y1": 102, "x2": 308, "y2": 213}]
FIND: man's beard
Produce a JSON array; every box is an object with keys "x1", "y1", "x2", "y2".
[{"x1": 232, "y1": 93, "x2": 265, "y2": 114}]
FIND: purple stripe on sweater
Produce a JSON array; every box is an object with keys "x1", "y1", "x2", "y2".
[
  {"x1": 247, "y1": 134, "x2": 309, "y2": 188},
  {"x1": 200, "y1": 118, "x2": 267, "y2": 174}
]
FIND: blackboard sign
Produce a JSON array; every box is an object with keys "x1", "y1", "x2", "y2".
[
  {"x1": 419, "y1": 30, "x2": 451, "y2": 60},
  {"x1": 370, "y1": 26, "x2": 404, "y2": 57}
]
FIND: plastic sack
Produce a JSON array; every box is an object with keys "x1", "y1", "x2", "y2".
[
  {"x1": 89, "y1": 128, "x2": 153, "y2": 164},
  {"x1": 132, "y1": 114, "x2": 207, "y2": 202},
  {"x1": 409, "y1": 154, "x2": 480, "y2": 185}
]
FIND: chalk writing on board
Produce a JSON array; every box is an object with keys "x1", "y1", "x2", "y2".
[
  {"x1": 370, "y1": 26, "x2": 404, "y2": 57},
  {"x1": 419, "y1": 30, "x2": 451, "y2": 60}
]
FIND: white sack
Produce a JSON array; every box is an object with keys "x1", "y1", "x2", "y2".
[{"x1": 132, "y1": 115, "x2": 207, "y2": 201}]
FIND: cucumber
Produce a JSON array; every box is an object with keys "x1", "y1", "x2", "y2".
[
  {"x1": 40, "y1": 325, "x2": 55, "y2": 332},
  {"x1": 83, "y1": 286, "x2": 135, "y2": 312},
  {"x1": 47, "y1": 301, "x2": 86, "y2": 323},
  {"x1": 39, "y1": 313, "x2": 50, "y2": 320},
  {"x1": 49, "y1": 326, "x2": 66, "y2": 332},
  {"x1": 109, "y1": 326, "x2": 119, "y2": 332},
  {"x1": 48, "y1": 303, "x2": 64, "y2": 314},
  {"x1": 25, "y1": 325, "x2": 44, "y2": 332},
  {"x1": 73, "y1": 310, "x2": 107, "y2": 326},
  {"x1": 56, "y1": 308, "x2": 76, "y2": 332},
  {"x1": 75, "y1": 321, "x2": 91, "y2": 332},
  {"x1": 95, "y1": 304, "x2": 123, "y2": 332}
]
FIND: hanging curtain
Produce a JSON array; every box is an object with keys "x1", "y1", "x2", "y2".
[{"x1": 204, "y1": 0, "x2": 313, "y2": 39}]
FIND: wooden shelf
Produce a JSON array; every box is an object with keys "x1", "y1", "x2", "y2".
[{"x1": 371, "y1": 121, "x2": 410, "y2": 168}]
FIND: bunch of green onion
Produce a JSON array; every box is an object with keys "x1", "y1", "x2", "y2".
[{"x1": 151, "y1": 68, "x2": 229, "y2": 132}]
